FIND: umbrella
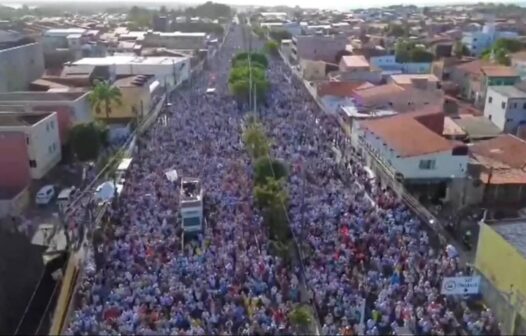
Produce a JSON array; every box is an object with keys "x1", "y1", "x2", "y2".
[{"x1": 165, "y1": 169, "x2": 178, "y2": 182}]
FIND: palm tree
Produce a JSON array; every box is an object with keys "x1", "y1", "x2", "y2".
[{"x1": 89, "y1": 81, "x2": 122, "y2": 120}]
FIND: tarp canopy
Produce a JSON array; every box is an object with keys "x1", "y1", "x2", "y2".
[
  {"x1": 95, "y1": 181, "x2": 123, "y2": 202},
  {"x1": 165, "y1": 169, "x2": 178, "y2": 182}
]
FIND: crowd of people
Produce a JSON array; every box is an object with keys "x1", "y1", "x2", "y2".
[
  {"x1": 258, "y1": 47, "x2": 501, "y2": 335},
  {"x1": 65, "y1": 22, "x2": 501, "y2": 336},
  {"x1": 66, "y1": 26, "x2": 300, "y2": 336}
]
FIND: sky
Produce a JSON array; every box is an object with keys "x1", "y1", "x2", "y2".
[{"x1": 3, "y1": 0, "x2": 522, "y2": 10}]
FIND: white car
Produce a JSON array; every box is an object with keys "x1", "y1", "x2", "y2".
[{"x1": 35, "y1": 185, "x2": 56, "y2": 205}]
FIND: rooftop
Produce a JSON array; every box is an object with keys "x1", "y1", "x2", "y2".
[
  {"x1": 0, "y1": 112, "x2": 50, "y2": 127},
  {"x1": 0, "y1": 91, "x2": 87, "y2": 102},
  {"x1": 488, "y1": 85, "x2": 526, "y2": 98},
  {"x1": 481, "y1": 65, "x2": 519, "y2": 78},
  {"x1": 389, "y1": 74, "x2": 439, "y2": 85},
  {"x1": 114, "y1": 74, "x2": 154, "y2": 88},
  {"x1": 471, "y1": 134, "x2": 526, "y2": 169},
  {"x1": 317, "y1": 81, "x2": 367, "y2": 98},
  {"x1": 44, "y1": 28, "x2": 86, "y2": 36},
  {"x1": 341, "y1": 55, "x2": 370, "y2": 68},
  {"x1": 361, "y1": 108, "x2": 456, "y2": 158},
  {"x1": 73, "y1": 55, "x2": 187, "y2": 66},
  {"x1": 452, "y1": 115, "x2": 501, "y2": 140},
  {"x1": 492, "y1": 220, "x2": 526, "y2": 258}
]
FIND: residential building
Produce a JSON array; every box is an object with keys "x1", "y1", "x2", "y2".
[
  {"x1": 42, "y1": 28, "x2": 106, "y2": 65},
  {"x1": 299, "y1": 60, "x2": 327, "y2": 81},
  {"x1": 142, "y1": 31, "x2": 207, "y2": 51},
  {"x1": 259, "y1": 12, "x2": 288, "y2": 21},
  {"x1": 475, "y1": 220, "x2": 526, "y2": 335},
  {"x1": 92, "y1": 75, "x2": 155, "y2": 122},
  {"x1": 352, "y1": 107, "x2": 469, "y2": 185},
  {"x1": 468, "y1": 134, "x2": 526, "y2": 205},
  {"x1": 0, "y1": 91, "x2": 91, "y2": 144},
  {"x1": 449, "y1": 115, "x2": 501, "y2": 141},
  {"x1": 387, "y1": 74, "x2": 440, "y2": 90},
  {"x1": 152, "y1": 15, "x2": 170, "y2": 32},
  {"x1": 0, "y1": 112, "x2": 61, "y2": 179},
  {"x1": 316, "y1": 81, "x2": 373, "y2": 114},
  {"x1": 369, "y1": 54, "x2": 432, "y2": 75},
  {"x1": 352, "y1": 82, "x2": 444, "y2": 113},
  {"x1": 0, "y1": 41, "x2": 44, "y2": 92},
  {"x1": 450, "y1": 59, "x2": 490, "y2": 99},
  {"x1": 72, "y1": 55, "x2": 191, "y2": 88},
  {"x1": 461, "y1": 22, "x2": 519, "y2": 56},
  {"x1": 484, "y1": 86, "x2": 526, "y2": 134},
  {"x1": 291, "y1": 35, "x2": 347, "y2": 64},
  {"x1": 339, "y1": 55, "x2": 370, "y2": 72},
  {"x1": 479, "y1": 66, "x2": 520, "y2": 107}
]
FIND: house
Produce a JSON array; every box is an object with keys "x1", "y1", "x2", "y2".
[
  {"x1": 334, "y1": 55, "x2": 383, "y2": 84},
  {"x1": 92, "y1": 75, "x2": 156, "y2": 122},
  {"x1": 316, "y1": 81, "x2": 372, "y2": 113},
  {"x1": 428, "y1": 38, "x2": 454, "y2": 59},
  {"x1": 351, "y1": 107, "x2": 469, "y2": 195},
  {"x1": 291, "y1": 35, "x2": 347, "y2": 64},
  {"x1": 484, "y1": 85, "x2": 526, "y2": 134},
  {"x1": 387, "y1": 74, "x2": 440, "y2": 90},
  {"x1": 72, "y1": 55, "x2": 191, "y2": 88},
  {"x1": 352, "y1": 82, "x2": 444, "y2": 113},
  {"x1": 339, "y1": 55, "x2": 370, "y2": 72},
  {"x1": 449, "y1": 59, "x2": 490, "y2": 101},
  {"x1": 478, "y1": 66, "x2": 520, "y2": 107},
  {"x1": 475, "y1": 220, "x2": 526, "y2": 335},
  {"x1": 42, "y1": 28, "x2": 106, "y2": 65},
  {"x1": 299, "y1": 60, "x2": 327, "y2": 81},
  {"x1": 449, "y1": 115, "x2": 502, "y2": 141},
  {"x1": 0, "y1": 41, "x2": 44, "y2": 92},
  {"x1": 468, "y1": 135, "x2": 526, "y2": 206},
  {"x1": 0, "y1": 111, "x2": 61, "y2": 179},
  {"x1": 0, "y1": 91, "x2": 91, "y2": 144}
]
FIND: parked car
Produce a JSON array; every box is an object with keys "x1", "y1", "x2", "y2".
[
  {"x1": 35, "y1": 185, "x2": 56, "y2": 205},
  {"x1": 57, "y1": 186, "x2": 78, "y2": 212}
]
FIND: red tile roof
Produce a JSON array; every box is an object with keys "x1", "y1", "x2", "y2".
[
  {"x1": 454, "y1": 59, "x2": 490, "y2": 76},
  {"x1": 470, "y1": 134, "x2": 526, "y2": 169},
  {"x1": 361, "y1": 107, "x2": 456, "y2": 158},
  {"x1": 317, "y1": 81, "x2": 366, "y2": 97},
  {"x1": 481, "y1": 65, "x2": 519, "y2": 78}
]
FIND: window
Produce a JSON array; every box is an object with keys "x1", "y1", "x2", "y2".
[
  {"x1": 50, "y1": 121, "x2": 55, "y2": 129},
  {"x1": 26, "y1": 137, "x2": 29, "y2": 145},
  {"x1": 488, "y1": 97, "x2": 493, "y2": 103},
  {"x1": 523, "y1": 102, "x2": 526, "y2": 109},
  {"x1": 419, "y1": 159, "x2": 436, "y2": 170},
  {"x1": 49, "y1": 145, "x2": 53, "y2": 154},
  {"x1": 53, "y1": 143, "x2": 57, "y2": 151},
  {"x1": 29, "y1": 160, "x2": 37, "y2": 168},
  {"x1": 514, "y1": 103, "x2": 518, "y2": 109},
  {"x1": 502, "y1": 102, "x2": 506, "y2": 109},
  {"x1": 488, "y1": 114, "x2": 492, "y2": 121},
  {"x1": 46, "y1": 124, "x2": 49, "y2": 132}
]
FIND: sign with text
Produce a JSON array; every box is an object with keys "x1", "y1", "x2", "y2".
[{"x1": 441, "y1": 276, "x2": 481, "y2": 295}]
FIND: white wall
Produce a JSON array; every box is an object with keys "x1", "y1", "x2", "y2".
[
  {"x1": 320, "y1": 96, "x2": 355, "y2": 114},
  {"x1": 0, "y1": 43, "x2": 45, "y2": 92},
  {"x1": 24, "y1": 114, "x2": 61, "y2": 179},
  {"x1": 360, "y1": 124, "x2": 468, "y2": 179},
  {"x1": 370, "y1": 55, "x2": 396, "y2": 68},
  {"x1": 483, "y1": 88, "x2": 526, "y2": 132}
]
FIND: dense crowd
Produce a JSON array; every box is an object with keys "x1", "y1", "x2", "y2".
[
  {"x1": 65, "y1": 23, "x2": 501, "y2": 336},
  {"x1": 67, "y1": 27, "x2": 299, "y2": 336},
  {"x1": 258, "y1": 52, "x2": 501, "y2": 336}
]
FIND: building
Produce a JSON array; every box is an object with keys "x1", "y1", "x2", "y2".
[
  {"x1": 468, "y1": 135, "x2": 526, "y2": 205},
  {"x1": 339, "y1": 55, "x2": 370, "y2": 72},
  {"x1": 72, "y1": 55, "x2": 191, "y2": 88},
  {"x1": 0, "y1": 112, "x2": 61, "y2": 179},
  {"x1": 449, "y1": 115, "x2": 501, "y2": 141},
  {"x1": 461, "y1": 22, "x2": 519, "y2": 56},
  {"x1": 369, "y1": 55, "x2": 432, "y2": 74},
  {"x1": 0, "y1": 42, "x2": 44, "y2": 92},
  {"x1": 92, "y1": 75, "x2": 156, "y2": 122},
  {"x1": 152, "y1": 15, "x2": 170, "y2": 32},
  {"x1": 484, "y1": 86, "x2": 526, "y2": 134},
  {"x1": 42, "y1": 28, "x2": 106, "y2": 66},
  {"x1": 352, "y1": 107, "x2": 469, "y2": 187},
  {"x1": 316, "y1": 81, "x2": 372, "y2": 113},
  {"x1": 291, "y1": 35, "x2": 347, "y2": 64},
  {"x1": 0, "y1": 91, "x2": 92, "y2": 144},
  {"x1": 142, "y1": 31, "x2": 207, "y2": 51},
  {"x1": 352, "y1": 82, "x2": 444, "y2": 113},
  {"x1": 299, "y1": 60, "x2": 327, "y2": 81},
  {"x1": 387, "y1": 74, "x2": 440, "y2": 90},
  {"x1": 449, "y1": 59, "x2": 490, "y2": 100},
  {"x1": 475, "y1": 220, "x2": 526, "y2": 335}
]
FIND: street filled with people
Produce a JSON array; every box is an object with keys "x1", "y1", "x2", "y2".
[{"x1": 66, "y1": 23, "x2": 501, "y2": 336}]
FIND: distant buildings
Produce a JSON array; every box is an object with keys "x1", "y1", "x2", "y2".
[
  {"x1": 291, "y1": 35, "x2": 347, "y2": 64},
  {"x1": 152, "y1": 15, "x2": 170, "y2": 32},
  {"x1": 461, "y1": 22, "x2": 519, "y2": 57}
]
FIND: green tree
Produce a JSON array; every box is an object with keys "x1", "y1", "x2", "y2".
[
  {"x1": 232, "y1": 52, "x2": 269, "y2": 68},
  {"x1": 263, "y1": 204, "x2": 291, "y2": 242},
  {"x1": 229, "y1": 66, "x2": 269, "y2": 101},
  {"x1": 127, "y1": 6, "x2": 152, "y2": 29},
  {"x1": 243, "y1": 121, "x2": 270, "y2": 159},
  {"x1": 254, "y1": 157, "x2": 288, "y2": 185},
  {"x1": 481, "y1": 38, "x2": 524, "y2": 65},
  {"x1": 410, "y1": 47, "x2": 434, "y2": 62},
  {"x1": 70, "y1": 123, "x2": 102, "y2": 161},
  {"x1": 89, "y1": 81, "x2": 122, "y2": 120},
  {"x1": 386, "y1": 23, "x2": 408, "y2": 37},
  {"x1": 254, "y1": 177, "x2": 287, "y2": 210},
  {"x1": 265, "y1": 40, "x2": 279, "y2": 56},
  {"x1": 289, "y1": 305, "x2": 314, "y2": 335}
]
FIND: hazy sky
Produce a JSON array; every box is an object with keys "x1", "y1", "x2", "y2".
[{"x1": 4, "y1": 0, "x2": 520, "y2": 10}]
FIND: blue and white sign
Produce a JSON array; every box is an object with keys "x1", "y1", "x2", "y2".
[{"x1": 441, "y1": 276, "x2": 481, "y2": 295}]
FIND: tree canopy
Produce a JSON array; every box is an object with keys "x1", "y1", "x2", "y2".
[
  {"x1": 243, "y1": 121, "x2": 271, "y2": 159},
  {"x1": 232, "y1": 52, "x2": 268, "y2": 69},
  {"x1": 70, "y1": 122, "x2": 104, "y2": 161},
  {"x1": 265, "y1": 40, "x2": 279, "y2": 56},
  {"x1": 183, "y1": 1, "x2": 232, "y2": 19},
  {"x1": 395, "y1": 40, "x2": 434, "y2": 63},
  {"x1": 254, "y1": 157, "x2": 288, "y2": 185},
  {"x1": 269, "y1": 30, "x2": 292, "y2": 43},
  {"x1": 89, "y1": 81, "x2": 122, "y2": 120},
  {"x1": 481, "y1": 38, "x2": 524, "y2": 65},
  {"x1": 386, "y1": 23, "x2": 409, "y2": 37}
]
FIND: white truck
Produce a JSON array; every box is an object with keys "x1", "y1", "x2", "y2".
[{"x1": 180, "y1": 177, "x2": 204, "y2": 234}]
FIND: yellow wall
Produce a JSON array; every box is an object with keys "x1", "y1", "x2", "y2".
[
  {"x1": 92, "y1": 86, "x2": 151, "y2": 120},
  {"x1": 475, "y1": 223, "x2": 526, "y2": 330}
]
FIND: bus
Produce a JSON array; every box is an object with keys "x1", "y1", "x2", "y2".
[{"x1": 180, "y1": 177, "x2": 204, "y2": 234}]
